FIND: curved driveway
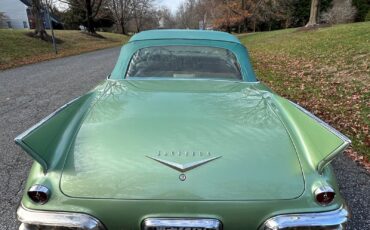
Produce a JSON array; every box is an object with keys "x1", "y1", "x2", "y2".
[{"x1": 0, "y1": 47, "x2": 369, "y2": 229}]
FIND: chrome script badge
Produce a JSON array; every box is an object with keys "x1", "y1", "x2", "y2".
[{"x1": 146, "y1": 151, "x2": 221, "y2": 173}]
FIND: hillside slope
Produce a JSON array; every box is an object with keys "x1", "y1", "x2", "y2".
[
  {"x1": 240, "y1": 22, "x2": 369, "y2": 168},
  {"x1": 0, "y1": 30, "x2": 128, "y2": 70}
]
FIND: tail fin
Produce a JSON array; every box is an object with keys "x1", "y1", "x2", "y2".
[
  {"x1": 273, "y1": 97, "x2": 351, "y2": 174},
  {"x1": 15, "y1": 93, "x2": 94, "y2": 172}
]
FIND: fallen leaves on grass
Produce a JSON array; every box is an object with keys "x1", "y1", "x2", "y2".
[{"x1": 249, "y1": 49, "x2": 370, "y2": 172}]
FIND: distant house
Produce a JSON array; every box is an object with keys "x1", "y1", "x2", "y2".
[
  {"x1": 0, "y1": 0, "x2": 61, "y2": 29},
  {"x1": 0, "y1": 0, "x2": 29, "y2": 29}
]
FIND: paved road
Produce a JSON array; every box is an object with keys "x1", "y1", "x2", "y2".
[
  {"x1": 0, "y1": 47, "x2": 369, "y2": 229},
  {"x1": 0, "y1": 47, "x2": 120, "y2": 229}
]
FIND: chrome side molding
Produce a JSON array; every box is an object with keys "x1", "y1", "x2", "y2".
[
  {"x1": 17, "y1": 204, "x2": 106, "y2": 230},
  {"x1": 259, "y1": 205, "x2": 349, "y2": 230},
  {"x1": 143, "y1": 218, "x2": 222, "y2": 230}
]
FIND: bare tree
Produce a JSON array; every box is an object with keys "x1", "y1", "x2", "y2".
[
  {"x1": 31, "y1": 0, "x2": 49, "y2": 39},
  {"x1": 321, "y1": 0, "x2": 357, "y2": 24},
  {"x1": 43, "y1": 0, "x2": 57, "y2": 14},
  {"x1": 177, "y1": 0, "x2": 200, "y2": 29},
  {"x1": 239, "y1": 0, "x2": 263, "y2": 32},
  {"x1": 211, "y1": 0, "x2": 257, "y2": 32},
  {"x1": 85, "y1": 0, "x2": 95, "y2": 33},
  {"x1": 194, "y1": 0, "x2": 220, "y2": 30},
  {"x1": 278, "y1": 0, "x2": 296, "y2": 29},
  {"x1": 107, "y1": 0, "x2": 132, "y2": 34},
  {"x1": 59, "y1": 0, "x2": 105, "y2": 34},
  {"x1": 306, "y1": 0, "x2": 320, "y2": 27},
  {"x1": 131, "y1": 0, "x2": 153, "y2": 32},
  {"x1": 195, "y1": 0, "x2": 208, "y2": 29},
  {"x1": 157, "y1": 6, "x2": 177, "y2": 28}
]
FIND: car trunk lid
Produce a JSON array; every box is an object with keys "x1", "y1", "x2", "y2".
[{"x1": 60, "y1": 80, "x2": 304, "y2": 201}]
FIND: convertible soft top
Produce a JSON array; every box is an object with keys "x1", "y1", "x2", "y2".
[
  {"x1": 111, "y1": 30, "x2": 257, "y2": 81},
  {"x1": 129, "y1": 29, "x2": 241, "y2": 44}
]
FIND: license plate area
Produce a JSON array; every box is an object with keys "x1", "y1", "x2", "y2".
[{"x1": 142, "y1": 218, "x2": 222, "y2": 230}]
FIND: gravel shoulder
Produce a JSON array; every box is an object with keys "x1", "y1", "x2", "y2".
[{"x1": 0, "y1": 47, "x2": 369, "y2": 229}]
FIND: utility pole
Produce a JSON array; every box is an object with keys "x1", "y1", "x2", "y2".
[{"x1": 45, "y1": 7, "x2": 57, "y2": 54}]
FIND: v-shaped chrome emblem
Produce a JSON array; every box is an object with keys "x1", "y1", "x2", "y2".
[{"x1": 146, "y1": 156, "x2": 221, "y2": 172}]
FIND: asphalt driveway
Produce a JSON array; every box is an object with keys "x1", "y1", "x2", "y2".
[{"x1": 0, "y1": 47, "x2": 369, "y2": 229}]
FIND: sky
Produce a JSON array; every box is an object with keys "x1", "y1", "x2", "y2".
[{"x1": 156, "y1": 0, "x2": 183, "y2": 13}]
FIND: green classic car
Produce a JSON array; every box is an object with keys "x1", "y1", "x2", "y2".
[{"x1": 16, "y1": 30, "x2": 350, "y2": 230}]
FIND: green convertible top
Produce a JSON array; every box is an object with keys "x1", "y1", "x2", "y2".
[
  {"x1": 111, "y1": 30, "x2": 257, "y2": 81},
  {"x1": 129, "y1": 29, "x2": 241, "y2": 44}
]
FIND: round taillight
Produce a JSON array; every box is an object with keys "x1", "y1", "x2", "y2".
[
  {"x1": 27, "y1": 185, "x2": 50, "y2": 204},
  {"x1": 314, "y1": 186, "x2": 335, "y2": 206}
]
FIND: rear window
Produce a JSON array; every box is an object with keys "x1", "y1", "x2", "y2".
[{"x1": 125, "y1": 46, "x2": 242, "y2": 80}]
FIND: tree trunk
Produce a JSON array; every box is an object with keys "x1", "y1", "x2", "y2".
[
  {"x1": 243, "y1": 18, "x2": 248, "y2": 32},
  {"x1": 241, "y1": 0, "x2": 248, "y2": 32},
  {"x1": 85, "y1": 0, "x2": 96, "y2": 33},
  {"x1": 202, "y1": 13, "x2": 207, "y2": 30},
  {"x1": 31, "y1": 0, "x2": 48, "y2": 40},
  {"x1": 226, "y1": 26, "x2": 231, "y2": 33},
  {"x1": 135, "y1": 17, "x2": 140, "y2": 33},
  {"x1": 306, "y1": 0, "x2": 320, "y2": 27},
  {"x1": 120, "y1": 21, "x2": 126, "y2": 35}
]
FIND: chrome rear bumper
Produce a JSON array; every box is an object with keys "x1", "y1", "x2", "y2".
[
  {"x1": 18, "y1": 203, "x2": 348, "y2": 230},
  {"x1": 259, "y1": 205, "x2": 349, "y2": 230},
  {"x1": 17, "y1": 204, "x2": 106, "y2": 230}
]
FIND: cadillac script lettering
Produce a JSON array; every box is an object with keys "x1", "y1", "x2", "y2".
[
  {"x1": 157, "y1": 151, "x2": 212, "y2": 157},
  {"x1": 147, "y1": 151, "x2": 221, "y2": 173}
]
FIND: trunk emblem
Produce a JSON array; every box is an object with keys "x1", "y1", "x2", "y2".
[
  {"x1": 179, "y1": 174, "x2": 187, "y2": 181},
  {"x1": 146, "y1": 155, "x2": 221, "y2": 173}
]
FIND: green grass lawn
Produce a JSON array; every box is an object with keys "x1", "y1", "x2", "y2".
[
  {"x1": 240, "y1": 22, "x2": 370, "y2": 165},
  {"x1": 0, "y1": 29, "x2": 128, "y2": 70}
]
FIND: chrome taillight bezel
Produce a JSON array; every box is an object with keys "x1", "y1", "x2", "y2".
[
  {"x1": 27, "y1": 185, "x2": 50, "y2": 205},
  {"x1": 314, "y1": 185, "x2": 336, "y2": 206}
]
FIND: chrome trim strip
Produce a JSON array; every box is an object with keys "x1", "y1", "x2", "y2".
[
  {"x1": 127, "y1": 38, "x2": 241, "y2": 45},
  {"x1": 124, "y1": 77, "x2": 246, "y2": 83},
  {"x1": 15, "y1": 97, "x2": 81, "y2": 142},
  {"x1": 17, "y1": 204, "x2": 106, "y2": 230},
  {"x1": 143, "y1": 218, "x2": 222, "y2": 230},
  {"x1": 289, "y1": 101, "x2": 351, "y2": 143},
  {"x1": 315, "y1": 185, "x2": 335, "y2": 195},
  {"x1": 259, "y1": 205, "x2": 348, "y2": 230},
  {"x1": 121, "y1": 75, "x2": 261, "y2": 83}
]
